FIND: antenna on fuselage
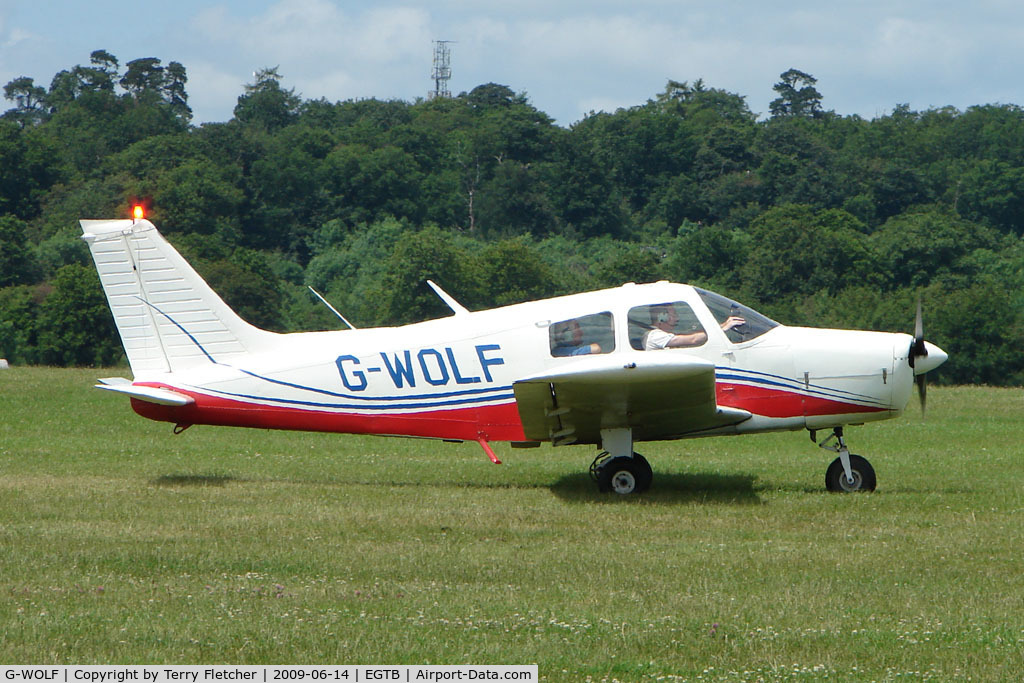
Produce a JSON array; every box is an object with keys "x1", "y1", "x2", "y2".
[
  {"x1": 307, "y1": 286, "x2": 357, "y2": 330},
  {"x1": 427, "y1": 280, "x2": 469, "y2": 316}
]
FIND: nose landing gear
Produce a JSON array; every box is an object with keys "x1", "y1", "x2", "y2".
[{"x1": 814, "y1": 426, "x2": 877, "y2": 492}]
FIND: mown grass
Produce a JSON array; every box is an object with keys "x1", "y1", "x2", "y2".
[{"x1": 1, "y1": 367, "x2": 1021, "y2": 680}]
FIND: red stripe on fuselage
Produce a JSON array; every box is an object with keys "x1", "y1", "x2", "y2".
[
  {"x1": 716, "y1": 382, "x2": 887, "y2": 418},
  {"x1": 129, "y1": 387, "x2": 527, "y2": 441},
  {"x1": 127, "y1": 380, "x2": 885, "y2": 443}
]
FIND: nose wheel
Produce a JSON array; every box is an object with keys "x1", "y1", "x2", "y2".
[
  {"x1": 815, "y1": 427, "x2": 877, "y2": 492},
  {"x1": 824, "y1": 453, "x2": 876, "y2": 492}
]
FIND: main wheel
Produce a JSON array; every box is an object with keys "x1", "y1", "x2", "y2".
[
  {"x1": 596, "y1": 454, "x2": 653, "y2": 494},
  {"x1": 632, "y1": 454, "x2": 653, "y2": 492},
  {"x1": 825, "y1": 454, "x2": 876, "y2": 492}
]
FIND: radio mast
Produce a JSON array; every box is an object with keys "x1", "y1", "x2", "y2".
[{"x1": 430, "y1": 40, "x2": 453, "y2": 99}]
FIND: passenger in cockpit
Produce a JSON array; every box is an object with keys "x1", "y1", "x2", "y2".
[{"x1": 551, "y1": 319, "x2": 602, "y2": 356}]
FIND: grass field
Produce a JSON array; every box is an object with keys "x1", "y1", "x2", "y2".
[{"x1": 1, "y1": 367, "x2": 1021, "y2": 680}]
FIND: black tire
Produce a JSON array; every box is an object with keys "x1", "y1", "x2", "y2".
[
  {"x1": 632, "y1": 453, "x2": 653, "y2": 493},
  {"x1": 825, "y1": 454, "x2": 876, "y2": 492},
  {"x1": 597, "y1": 454, "x2": 653, "y2": 494}
]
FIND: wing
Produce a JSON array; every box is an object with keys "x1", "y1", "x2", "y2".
[{"x1": 512, "y1": 353, "x2": 750, "y2": 445}]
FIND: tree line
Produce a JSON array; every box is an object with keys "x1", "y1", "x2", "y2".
[{"x1": 1, "y1": 54, "x2": 1022, "y2": 384}]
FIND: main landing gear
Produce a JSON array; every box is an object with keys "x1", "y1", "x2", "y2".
[
  {"x1": 815, "y1": 426, "x2": 877, "y2": 492},
  {"x1": 591, "y1": 451, "x2": 653, "y2": 494},
  {"x1": 590, "y1": 428, "x2": 652, "y2": 495}
]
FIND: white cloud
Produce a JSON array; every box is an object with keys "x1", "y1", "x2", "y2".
[
  {"x1": 872, "y1": 17, "x2": 967, "y2": 71},
  {"x1": 181, "y1": 60, "x2": 249, "y2": 124},
  {"x1": 191, "y1": 2, "x2": 431, "y2": 68},
  {"x1": 2, "y1": 26, "x2": 34, "y2": 50},
  {"x1": 448, "y1": 12, "x2": 788, "y2": 123},
  {"x1": 185, "y1": 0, "x2": 432, "y2": 117}
]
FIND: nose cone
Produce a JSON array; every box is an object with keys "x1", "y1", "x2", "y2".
[{"x1": 914, "y1": 341, "x2": 948, "y2": 375}]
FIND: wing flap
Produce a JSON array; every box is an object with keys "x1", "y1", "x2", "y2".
[{"x1": 513, "y1": 353, "x2": 750, "y2": 444}]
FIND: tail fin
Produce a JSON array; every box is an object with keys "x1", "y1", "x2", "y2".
[{"x1": 81, "y1": 218, "x2": 277, "y2": 377}]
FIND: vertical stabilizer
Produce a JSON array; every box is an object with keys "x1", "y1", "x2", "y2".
[{"x1": 81, "y1": 218, "x2": 277, "y2": 377}]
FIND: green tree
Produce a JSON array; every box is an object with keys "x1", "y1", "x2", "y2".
[
  {"x1": 464, "y1": 84, "x2": 555, "y2": 164},
  {"x1": 644, "y1": 172, "x2": 707, "y2": 229},
  {"x1": 120, "y1": 57, "x2": 165, "y2": 99},
  {"x1": 35, "y1": 264, "x2": 121, "y2": 366},
  {"x1": 464, "y1": 83, "x2": 523, "y2": 111},
  {"x1": 321, "y1": 144, "x2": 424, "y2": 226},
  {"x1": 692, "y1": 123, "x2": 755, "y2": 183},
  {"x1": 150, "y1": 158, "x2": 245, "y2": 237},
  {"x1": 0, "y1": 119, "x2": 62, "y2": 219},
  {"x1": 591, "y1": 243, "x2": 667, "y2": 288},
  {"x1": 742, "y1": 205, "x2": 877, "y2": 299},
  {"x1": 2, "y1": 76, "x2": 48, "y2": 127},
  {"x1": 869, "y1": 209, "x2": 1000, "y2": 288},
  {"x1": 85, "y1": 50, "x2": 119, "y2": 90},
  {"x1": 374, "y1": 227, "x2": 482, "y2": 324},
  {"x1": 955, "y1": 159, "x2": 1024, "y2": 233},
  {"x1": 654, "y1": 79, "x2": 756, "y2": 128},
  {"x1": 163, "y1": 61, "x2": 192, "y2": 121},
  {"x1": 666, "y1": 223, "x2": 751, "y2": 289},
  {"x1": 234, "y1": 67, "x2": 301, "y2": 131},
  {"x1": 769, "y1": 68, "x2": 825, "y2": 119},
  {"x1": 756, "y1": 117, "x2": 843, "y2": 208},
  {"x1": 246, "y1": 124, "x2": 335, "y2": 252},
  {"x1": 549, "y1": 129, "x2": 628, "y2": 238},
  {"x1": 199, "y1": 250, "x2": 286, "y2": 331},
  {"x1": 0, "y1": 216, "x2": 39, "y2": 286},
  {"x1": 305, "y1": 217, "x2": 409, "y2": 326},
  {"x1": 574, "y1": 107, "x2": 697, "y2": 215},
  {"x1": 476, "y1": 161, "x2": 558, "y2": 237},
  {"x1": 0, "y1": 285, "x2": 38, "y2": 363},
  {"x1": 870, "y1": 162, "x2": 930, "y2": 220},
  {"x1": 928, "y1": 279, "x2": 1024, "y2": 385},
  {"x1": 477, "y1": 237, "x2": 558, "y2": 306}
]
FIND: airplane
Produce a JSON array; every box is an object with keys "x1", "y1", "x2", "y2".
[{"x1": 80, "y1": 211, "x2": 947, "y2": 495}]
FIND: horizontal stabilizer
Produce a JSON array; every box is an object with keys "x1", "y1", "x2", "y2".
[{"x1": 95, "y1": 377, "x2": 194, "y2": 406}]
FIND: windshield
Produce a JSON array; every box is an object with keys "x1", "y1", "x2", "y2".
[{"x1": 696, "y1": 288, "x2": 779, "y2": 343}]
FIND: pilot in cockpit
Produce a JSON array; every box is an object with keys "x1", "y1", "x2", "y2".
[{"x1": 643, "y1": 304, "x2": 745, "y2": 350}]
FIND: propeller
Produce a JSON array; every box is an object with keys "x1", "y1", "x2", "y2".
[{"x1": 909, "y1": 298, "x2": 929, "y2": 414}]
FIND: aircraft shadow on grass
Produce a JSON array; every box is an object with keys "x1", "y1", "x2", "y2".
[
  {"x1": 550, "y1": 471, "x2": 761, "y2": 505},
  {"x1": 151, "y1": 473, "x2": 236, "y2": 487},
  {"x1": 147, "y1": 467, "x2": 973, "y2": 501},
  {"x1": 148, "y1": 469, "x2": 760, "y2": 505}
]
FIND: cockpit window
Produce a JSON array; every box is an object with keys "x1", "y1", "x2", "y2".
[
  {"x1": 549, "y1": 312, "x2": 615, "y2": 357},
  {"x1": 696, "y1": 288, "x2": 779, "y2": 343},
  {"x1": 628, "y1": 301, "x2": 707, "y2": 350}
]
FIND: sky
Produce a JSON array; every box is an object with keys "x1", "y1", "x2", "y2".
[{"x1": 3, "y1": 0, "x2": 1024, "y2": 127}]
